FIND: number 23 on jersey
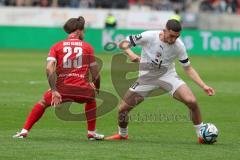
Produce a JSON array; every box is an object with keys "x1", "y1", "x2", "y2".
[{"x1": 63, "y1": 46, "x2": 83, "y2": 68}]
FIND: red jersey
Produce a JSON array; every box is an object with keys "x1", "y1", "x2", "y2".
[{"x1": 47, "y1": 37, "x2": 96, "y2": 97}]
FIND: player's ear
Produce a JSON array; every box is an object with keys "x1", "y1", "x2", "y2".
[
  {"x1": 80, "y1": 29, "x2": 85, "y2": 35},
  {"x1": 75, "y1": 29, "x2": 81, "y2": 34},
  {"x1": 79, "y1": 30, "x2": 84, "y2": 40}
]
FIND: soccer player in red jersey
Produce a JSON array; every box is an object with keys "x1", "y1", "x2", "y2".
[{"x1": 13, "y1": 16, "x2": 104, "y2": 140}]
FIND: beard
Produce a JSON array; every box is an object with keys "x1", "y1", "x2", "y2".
[{"x1": 78, "y1": 34, "x2": 84, "y2": 40}]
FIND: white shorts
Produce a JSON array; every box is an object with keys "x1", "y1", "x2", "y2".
[{"x1": 129, "y1": 69, "x2": 185, "y2": 97}]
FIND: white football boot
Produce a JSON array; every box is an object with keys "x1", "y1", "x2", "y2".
[
  {"x1": 13, "y1": 131, "x2": 28, "y2": 139},
  {"x1": 87, "y1": 132, "x2": 104, "y2": 140}
]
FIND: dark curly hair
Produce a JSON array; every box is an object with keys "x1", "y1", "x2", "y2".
[
  {"x1": 166, "y1": 19, "x2": 182, "y2": 32},
  {"x1": 63, "y1": 16, "x2": 85, "y2": 34}
]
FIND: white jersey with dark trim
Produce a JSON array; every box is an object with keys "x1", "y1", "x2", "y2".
[{"x1": 126, "y1": 30, "x2": 190, "y2": 75}]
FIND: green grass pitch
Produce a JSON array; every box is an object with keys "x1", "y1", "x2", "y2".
[{"x1": 0, "y1": 49, "x2": 240, "y2": 160}]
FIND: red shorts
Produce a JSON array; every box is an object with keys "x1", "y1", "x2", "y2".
[{"x1": 42, "y1": 89, "x2": 95, "y2": 107}]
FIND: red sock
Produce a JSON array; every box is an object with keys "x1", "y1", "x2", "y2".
[
  {"x1": 85, "y1": 100, "x2": 96, "y2": 131},
  {"x1": 23, "y1": 103, "x2": 45, "y2": 131}
]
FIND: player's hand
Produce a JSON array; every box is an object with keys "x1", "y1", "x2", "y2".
[
  {"x1": 203, "y1": 85, "x2": 215, "y2": 96},
  {"x1": 51, "y1": 90, "x2": 62, "y2": 107},
  {"x1": 131, "y1": 56, "x2": 141, "y2": 62}
]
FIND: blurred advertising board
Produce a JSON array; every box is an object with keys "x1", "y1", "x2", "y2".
[{"x1": 0, "y1": 27, "x2": 239, "y2": 55}]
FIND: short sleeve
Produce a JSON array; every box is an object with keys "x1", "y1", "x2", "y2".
[
  {"x1": 177, "y1": 40, "x2": 190, "y2": 67},
  {"x1": 47, "y1": 45, "x2": 57, "y2": 62},
  {"x1": 126, "y1": 31, "x2": 152, "y2": 47}
]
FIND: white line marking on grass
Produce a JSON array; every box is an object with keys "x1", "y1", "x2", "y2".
[{"x1": 1, "y1": 80, "x2": 46, "y2": 85}]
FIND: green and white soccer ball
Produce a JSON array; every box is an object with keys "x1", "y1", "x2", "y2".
[{"x1": 199, "y1": 123, "x2": 218, "y2": 144}]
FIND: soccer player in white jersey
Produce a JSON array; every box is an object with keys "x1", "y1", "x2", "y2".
[{"x1": 106, "y1": 19, "x2": 215, "y2": 144}]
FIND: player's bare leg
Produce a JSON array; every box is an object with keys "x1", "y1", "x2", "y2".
[
  {"x1": 106, "y1": 90, "x2": 144, "y2": 140},
  {"x1": 118, "y1": 100, "x2": 134, "y2": 129},
  {"x1": 173, "y1": 84, "x2": 205, "y2": 142},
  {"x1": 173, "y1": 84, "x2": 202, "y2": 124},
  {"x1": 105, "y1": 100, "x2": 134, "y2": 140}
]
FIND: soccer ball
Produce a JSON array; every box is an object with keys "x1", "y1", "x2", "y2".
[{"x1": 199, "y1": 123, "x2": 218, "y2": 144}]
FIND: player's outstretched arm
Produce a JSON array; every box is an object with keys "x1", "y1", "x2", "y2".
[
  {"x1": 119, "y1": 40, "x2": 141, "y2": 62},
  {"x1": 183, "y1": 65, "x2": 215, "y2": 96},
  {"x1": 46, "y1": 60, "x2": 62, "y2": 106}
]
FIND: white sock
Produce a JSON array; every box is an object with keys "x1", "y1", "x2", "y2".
[
  {"x1": 194, "y1": 122, "x2": 204, "y2": 137},
  {"x1": 21, "y1": 129, "x2": 28, "y2": 134},
  {"x1": 118, "y1": 126, "x2": 128, "y2": 137},
  {"x1": 88, "y1": 130, "x2": 96, "y2": 135}
]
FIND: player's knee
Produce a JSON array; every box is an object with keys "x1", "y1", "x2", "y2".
[
  {"x1": 118, "y1": 101, "x2": 132, "y2": 113},
  {"x1": 86, "y1": 99, "x2": 96, "y2": 106},
  {"x1": 38, "y1": 99, "x2": 47, "y2": 108},
  {"x1": 123, "y1": 90, "x2": 144, "y2": 107},
  {"x1": 184, "y1": 96, "x2": 197, "y2": 107}
]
